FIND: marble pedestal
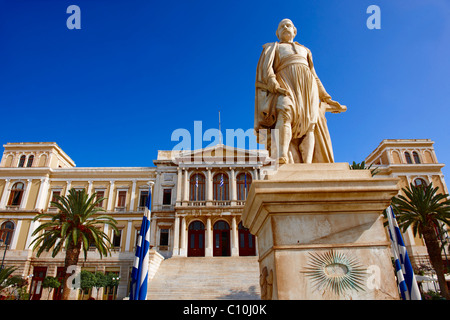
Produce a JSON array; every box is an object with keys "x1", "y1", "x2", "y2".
[{"x1": 242, "y1": 163, "x2": 400, "y2": 300}]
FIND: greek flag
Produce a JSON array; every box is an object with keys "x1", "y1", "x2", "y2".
[
  {"x1": 244, "y1": 173, "x2": 248, "y2": 199},
  {"x1": 220, "y1": 173, "x2": 224, "y2": 187},
  {"x1": 130, "y1": 187, "x2": 152, "y2": 300},
  {"x1": 386, "y1": 206, "x2": 421, "y2": 300}
]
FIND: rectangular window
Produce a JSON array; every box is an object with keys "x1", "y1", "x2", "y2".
[
  {"x1": 190, "y1": 234, "x2": 195, "y2": 248},
  {"x1": 162, "y1": 189, "x2": 172, "y2": 205},
  {"x1": 51, "y1": 191, "x2": 61, "y2": 204},
  {"x1": 199, "y1": 234, "x2": 204, "y2": 249},
  {"x1": 117, "y1": 191, "x2": 126, "y2": 207},
  {"x1": 112, "y1": 230, "x2": 122, "y2": 248},
  {"x1": 48, "y1": 190, "x2": 62, "y2": 210},
  {"x1": 139, "y1": 190, "x2": 148, "y2": 208},
  {"x1": 159, "y1": 229, "x2": 169, "y2": 246},
  {"x1": 95, "y1": 190, "x2": 105, "y2": 207}
]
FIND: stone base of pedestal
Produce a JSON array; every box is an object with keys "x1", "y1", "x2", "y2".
[{"x1": 242, "y1": 163, "x2": 400, "y2": 300}]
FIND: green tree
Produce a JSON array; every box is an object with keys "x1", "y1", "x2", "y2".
[
  {"x1": 391, "y1": 183, "x2": 450, "y2": 300},
  {"x1": 93, "y1": 271, "x2": 108, "y2": 300},
  {"x1": 80, "y1": 270, "x2": 96, "y2": 299},
  {"x1": 105, "y1": 272, "x2": 120, "y2": 300},
  {"x1": 42, "y1": 276, "x2": 61, "y2": 300},
  {"x1": 30, "y1": 188, "x2": 118, "y2": 300},
  {"x1": 0, "y1": 266, "x2": 15, "y2": 287}
]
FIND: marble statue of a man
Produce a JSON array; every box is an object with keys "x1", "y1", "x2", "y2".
[{"x1": 254, "y1": 19, "x2": 346, "y2": 164}]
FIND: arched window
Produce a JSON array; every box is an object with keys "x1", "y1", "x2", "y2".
[
  {"x1": 8, "y1": 182, "x2": 24, "y2": 207},
  {"x1": 213, "y1": 172, "x2": 229, "y2": 201},
  {"x1": 18, "y1": 155, "x2": 26, "y2": 167},
  {"x1": 414, "y1": 178, "x2": 427, "y2": 188},
  {"x1": 26, "y1": 155, "x2": 34, "y2": 167},
  {"x1": 405, "y1": 152, "x2": 412, "y2": 164},
  {"x1": 0, "y1": 221, "x2": 15, "y2": 246},
  {"x1": 236, "y1": 172, "x2": 252, "y2": 200},
  {"x1": 413, "y1": 152, "x2": 421, "y2": 164},
  {"x1": 190, "y1": 173, "x2": 205, "y2": 201},
  {"x1": 213, "y1": 220, "x2": 230, "y2": 231}
]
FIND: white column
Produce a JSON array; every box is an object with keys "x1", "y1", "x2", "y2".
[
  {"x1": 182, "y1": 169, "x2": 189, "y2": 202},
  {"x1": 129, "y1": 180, "x2": 137, "y2": 212},
  {"x1": 172, "y1": 216, "x2": 180, "y2": 256},
  {"x1": 35, "y1": 177, "x2": 50, "y2": 210},
  {"x1": 104, "y1": 224, "x2": 109, "y2": 241},
  {"x1": 206, "y1": 168, "x2": 213, "y2": 202},
  {"x1": 179, "y1": 216, "x2": 187, "y2": 256},
  {"x1": 230, "y1": 168, "x2": 236, "y2": 202},
  {"x1": 65, "y1": 180, "x2": 72, "y2": 196},
  {"x1": 154, "y1": 172, "x2": 161, "y2": 211},
  {"x1": 0, "y1": 179, "x2": 11, "y2": 209},
  {"x1": 25, "y1": 219, "x2": 40, "y2": 250},
  {"x1": 231, "y1": 216, "x2": 239, "y2": 256},
  {"x1": 125, "y1": 220, "x2": 132, "y2": 252},
  {"x1": 205, "y1": 217, "x2": 213, "y2": 257},
  {"x1": 10, "y1": 220, "x2": 23, "y2": 250},
  {"x1": 87, "y1": 181, "x2": 93, "y2": 196},
  {"x1": 107, "y1": 181, "x2": 115, "y2": 212},
  {"x1": 150, "y1": 217, "x2": 157, "y2": 248},
  {"x1": 176, "y1": 167, "x2": 182, "y2": 205},
  {"x1": 20, "y1": 179, "x2": 33, "y2": 210}
]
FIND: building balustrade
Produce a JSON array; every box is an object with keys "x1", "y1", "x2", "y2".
[
  {"x1": 6, "y1": 205, "x2": 20, "y2": 210},
  {"x1": 178, "y1": 200, "x2": 246, "y2": 207}
]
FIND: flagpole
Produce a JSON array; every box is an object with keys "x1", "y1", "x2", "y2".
[
  {"x1": 386, "y1": 206, "x2": 421, "y2": 300},
  {"x1": 130, "y1": 181, "x2": 153, "y2": 300},
  {"x1": 219, "y1": 110, "x2": 222, "y2": 145}
]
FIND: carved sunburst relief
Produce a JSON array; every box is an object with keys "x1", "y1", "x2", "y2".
[{"x1": 303, "y1": 250, "x2": 366, "y2": 295}]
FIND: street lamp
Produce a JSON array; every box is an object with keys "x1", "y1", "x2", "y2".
[{"x1": 0, "y1": 238, "x2": 9, "y2": 270}]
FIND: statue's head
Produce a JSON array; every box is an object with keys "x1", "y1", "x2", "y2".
[{"x1": 276, "y1": 19, "x2": 297, "y2": 42}]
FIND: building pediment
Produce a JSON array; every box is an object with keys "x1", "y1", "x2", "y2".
[{"x1": 156, "y1": 144, "x2": 269, "y2": 167}]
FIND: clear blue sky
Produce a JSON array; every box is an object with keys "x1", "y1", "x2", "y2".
[{"x1": 1, "y1": 0, "x2": 449, "y2": 178}]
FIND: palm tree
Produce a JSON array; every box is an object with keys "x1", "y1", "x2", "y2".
[
  {"x1": 0, "y1": 266, "x2": 16, "y2": 292},
  {"x1": 30, "y1": 188, "x2": 118, "y2": 300},
  {"x1": 391, "y1": 183, "x2": 450, "y2": 299},
  {"x1": 349, "y1": 161, "x2": 379, "y2": 176}
]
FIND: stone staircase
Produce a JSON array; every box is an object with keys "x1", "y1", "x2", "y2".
[{"x1": 147, "y1": 256, "x2": 261, "y2": 300}]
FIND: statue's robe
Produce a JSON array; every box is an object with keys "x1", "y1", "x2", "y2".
[{"x1": 254, "y1": 42, "x2": 335, "y2": 163}]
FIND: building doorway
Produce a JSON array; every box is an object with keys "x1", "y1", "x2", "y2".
[
  {"x1": 188, "y1": 221, "x2": 205, "y2": 257},
  {"x1": 213, "y1": 220, "x2": 230, "y2": 257},
  {"x1": 52, "y1": 267, "x2": 65, "y2": 300},
  {"x1": 238, "y1": 222, "x2": 256, "y2": 256},
  {"x1": 30, "y1": 266, "x2": 47, "y2": 300}
]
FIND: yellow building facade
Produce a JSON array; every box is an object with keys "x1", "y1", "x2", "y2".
[
  {"x1": 0, "y1": 139, "x2": 448, "y2": 299},
  {"x1": 365, "y1": 139, "x2": 449, "y2": 271}
]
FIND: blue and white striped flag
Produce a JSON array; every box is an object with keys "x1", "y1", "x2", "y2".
[
  {"x1": 386, "y1": 206, "x2": 421, "y2": 300},
  {"x1": 220, "y1": 173, "x2": 224, "y2": 187},
  {"x1": 130, "y1": 187, "x2": 152, "y2": 300},
  {"x1": 244, "y1": 173, "x2": 248, "y2": 199}
]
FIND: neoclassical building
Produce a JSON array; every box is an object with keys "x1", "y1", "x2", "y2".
[
  {"x1": 0, "y1": 142, "x2": 269, "y2": 299},
  {"x1": 364, "y1": 139, "x2": 449, "y2": 270},
  {"x1": 0, "y1": 139, "x2": 448, "y2": 299}
]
